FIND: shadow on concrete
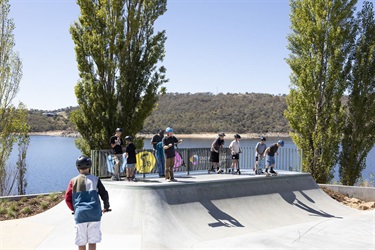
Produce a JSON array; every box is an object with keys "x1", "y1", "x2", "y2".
[
  {"x1": 279, "y1": 191, "x2": 342, "y2": 219},
  {"x1": 201, "y1": 200, "x2": 244, "y2": 228}
]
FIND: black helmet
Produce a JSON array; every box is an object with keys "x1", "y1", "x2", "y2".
[
  {"x1": 218, "y1": 132, "x2": 226, "y2": 137},
  {"x1": 125, "y1": 135, "x2": 132, "y2": 141},
  {"x1": 234, "y1": 134, "x2": 241, "y2": 139},
  {"x1": 115, "y1": 128, "x2": 123, "y2": 133},
  {"x1": 260, "y1": 136, "x2": 266, "y2": 141},
  {"x1": 76, "y1": 155, "x2": 92, "y2": 169}
]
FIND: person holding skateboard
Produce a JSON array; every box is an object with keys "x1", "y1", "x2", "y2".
[
  {"x1": 254, "y1": 136, "x2": 267, "y2": 174},
  {"x1": 264, "y1": 140, "x2": 284, "y2": 176},
  {"x1": 229, "y1": 134, "x2": 242, "y2": 174},
  {"x1": 65, "y1": 156, "x2": 110, "y2": 250}
]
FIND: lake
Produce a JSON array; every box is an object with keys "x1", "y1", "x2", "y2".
[{"x1": 6, "y1": 135, "x2": 375, "y2": 195}]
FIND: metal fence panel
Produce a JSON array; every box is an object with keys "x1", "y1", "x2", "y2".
[{"x1": 91, "y1": 147, "x2": 302, "y2": 178}]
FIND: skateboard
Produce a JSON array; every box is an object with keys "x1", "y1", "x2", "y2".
[{"x1": 265, "y1": 172, "x2": 278, "y2": 177}]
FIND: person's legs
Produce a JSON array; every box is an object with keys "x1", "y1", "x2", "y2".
[
  {"x1": 169, "y1": 157, "x2": 175, "y2": 180},
  {"x1": 88, "y1": 244, "x2": 96, "y2": 250},
  {"x1": 165, "y1": 158, "x2": 173, "y2": 180},
  {"x1": 78, "y1": 246, "x2": 86, "y2": 250}
]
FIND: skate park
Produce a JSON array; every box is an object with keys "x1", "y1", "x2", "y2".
[{"x1": 1, "y1": 171, "x2": 374, "y2": 250}]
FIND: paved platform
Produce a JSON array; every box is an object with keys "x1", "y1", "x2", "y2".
[{"x1": 0, "y1": 171, "x2": 374, "y2": 249}]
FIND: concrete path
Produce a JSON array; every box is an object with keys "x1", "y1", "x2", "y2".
[{"x1": 0, "y1": 171, "x2": 374, "y2": 249}]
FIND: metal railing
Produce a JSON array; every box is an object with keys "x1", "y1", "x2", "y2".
[{"x1": 91, "y1": 147, "x2": 302, "y2": 178}]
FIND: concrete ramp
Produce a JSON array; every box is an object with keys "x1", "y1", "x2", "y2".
[{"x1": 1, "y1": 172, "x2": 373, "y2": 249}]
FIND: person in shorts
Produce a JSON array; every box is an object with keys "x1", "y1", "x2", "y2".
[
  {"x1": 264, "y1": 140, "x2": 284, "y2": 175},
  {"x1": 229, "y1": 134, "x2": 242, "y2": 174},
  {"x1": 109, "y1": 127, "x2": 124, "y2": 181},
  {"x1": 209, "y1": 132, "x2": 225, "y2": 174},
  {"x1": 65, "y1": 156, "x2": 110, "y2": 250},
  {"x1": 162, "y1": 127, "x2": 182, "y2": 181},
  {"x1": 254, "y1": 136, "x2": 267, "y2": 174},
  {"x1": 125, "y1": 135, "x2": 136, "y2": 181}
]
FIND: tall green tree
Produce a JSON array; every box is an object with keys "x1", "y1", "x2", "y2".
[
  {"x1": 0, "y1": 0, "x2": 29, "y2": 195},
  {"x1": 285, "y1": 0, "x2": 357, "y2": 183},
  {"x1": 70, "y1": 0, "x2": 167, "y2": 155},
  {"x1": 339, "y1": 1, "x2": 375, "y2": 185}
]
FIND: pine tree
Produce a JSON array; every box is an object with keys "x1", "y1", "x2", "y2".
[
  {"x1": 285, "y1": 0, "x2": 357, "y2": 183},
  {"x1": 70, "y1": 0, "x2": 167, "y2": 155},
  {"x1": 339, "y1": 1, "x2": 375, "y2": 185}
]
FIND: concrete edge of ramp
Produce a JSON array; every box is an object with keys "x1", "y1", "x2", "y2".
[{"x1": 1, "y1": 172, "x2": 374, "y2": 249}]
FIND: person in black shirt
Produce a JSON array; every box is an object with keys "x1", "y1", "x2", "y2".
[
  {"x1": 109, "y1": 128, "x2": 124, "y2": 181},
  {"x1": 209, "y1": 132, "x2": 226, "y2": 173},
  {"x1": 162, "y1": 127, "x2": 182, "y2": 181},
  {"x1": 124, "y1": 136, "x2": 136, "y2": 182},
  {"x1": 264, "y1": 140, "x2": 284, "y2": 175},
  {"x1": 150, "y1": 130, "x2": 164, "y2": 150}
]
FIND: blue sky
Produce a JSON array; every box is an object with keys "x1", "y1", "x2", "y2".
[{"x1": 9, "y1": 0, "x2": 292, "y2": 110}]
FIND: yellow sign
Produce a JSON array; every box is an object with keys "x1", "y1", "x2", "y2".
[{"x1": 135, "y1": 151, "x2": 156, "y2": 173}]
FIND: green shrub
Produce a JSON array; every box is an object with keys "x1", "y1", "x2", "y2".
[
  {"x1": 41, "y1": 201, "x2": 49, "y2": 210},
  {"x1": 20, "y1": 207, "x2": 32, "y2": 215},
  {"x1": 20, "y1": 197, "x2": 28, "y2": 203}
]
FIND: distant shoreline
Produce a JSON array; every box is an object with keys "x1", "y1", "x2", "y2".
[{"x1": 29, "y1": 131, "x2": 290, "y2": 139}]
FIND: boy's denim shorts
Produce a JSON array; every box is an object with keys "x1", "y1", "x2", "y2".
[
  {"x1": 266, "y1": 155, "x2": 275, "y2": 166},
  {"x1": 126, "y1": 163, "x2": 136, "y2": 168}
]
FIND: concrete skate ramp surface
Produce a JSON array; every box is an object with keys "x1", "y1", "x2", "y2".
[{"x1": 1, "y1": 173, "x2": 373, "y2": 249}]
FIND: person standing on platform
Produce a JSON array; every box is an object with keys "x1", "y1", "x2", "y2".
[
  {"x1": 254, "y1": 136, "x2": 267, "y2": 174},
  {"x1": 209, "y1": 132, "x2": 226, "y2": 174},
  {"x1": 124, "y1": 136, "x2": 136, "y2": 182},
  {"x1": 155, "y1": 141, "x2": 165, "y2": 177},
  {"x1": 229, "y1": 134, "x2": 242, "y2": 174},
  {"x1": 150, "y1": 129, "x2": 164, "y2": 150},
  {"x1": 264, "y1": 140, "x2": 284, "y2": 175},
  {"x1": 162, "y1": 127, "x2": 182, "y2": 181},
  {"x1": 109, "y1": 128, "x2": 124, "y2": 181}
]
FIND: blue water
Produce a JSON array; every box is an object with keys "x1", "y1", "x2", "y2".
[{"x1": 6, "y1": 136, "x2": 375, "y2": 195}]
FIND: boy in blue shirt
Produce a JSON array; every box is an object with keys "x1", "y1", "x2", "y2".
[{"x1": 65, "y1": 156, "x2": 110, "y2": 250}]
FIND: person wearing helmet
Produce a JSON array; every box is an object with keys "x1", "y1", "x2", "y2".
[
  {"x1": 124, "y1": 136, "x2": 136, "y2": 182},
  {"x1": 162, "y1": 127, "x2": 182, "y2": 181},
  {"x1": 229, "y1": 134, "x2": 242, "y2": 174},
  {"x1": 254, "y1": 137, "x2": 267, "y2": 174},
  {"x1": 65, "y1": 156, "x2": 110, "y2": 249},
  {"x1": 109, "y1": 128, "x2": 124, "y2": 181},
  {"x1": 209, "y1": 132, "x2": 226, "y2": 174},
  {"x1": 263, "y1": 140, "x2": 284, "y2": 176}
]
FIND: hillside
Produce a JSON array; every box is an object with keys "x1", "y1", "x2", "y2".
[
  {"x1": 27, "y1": 93, "x2": 290, "y2": 134},
  {"x1": 143, "y1": 93, "x2": 289, "y2": 134}
]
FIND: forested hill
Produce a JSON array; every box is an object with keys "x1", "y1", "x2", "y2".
[
  {"x1": 28, "y1": 93, "x2": 290, "y2": 134},
  {"x1": 142, "y1": 93, "x2": 289, "y2": 134}
]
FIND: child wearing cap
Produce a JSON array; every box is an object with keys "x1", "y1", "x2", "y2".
[{"x1": 65, "y1": 156, "x2": 110, "y2": 250}]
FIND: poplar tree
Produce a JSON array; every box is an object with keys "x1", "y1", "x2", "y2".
[
  {"x1": 285, "y1": 0, "x2": 357, "y2": 183},
  {"x1": 70, "y1": 0, "x2": 167, "y2": 155},
  {"x1": 0, "y1": 0, "x2": 29, "y2": 195},
  {"x1": 339, "y1": 1, "x2": 375, "y2": 185}
]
